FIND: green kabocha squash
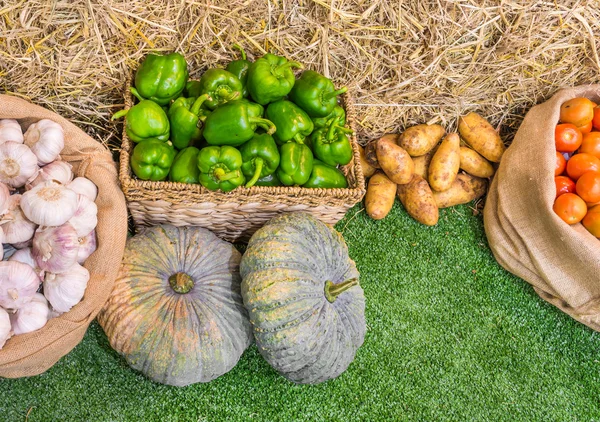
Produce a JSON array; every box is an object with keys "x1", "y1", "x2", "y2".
[
  {"x1": 240, "y1": 212, "x2": 366, "y2": 384},
  {"x1": 98, "y1": 225, "x2": 253, "y2": 387}
]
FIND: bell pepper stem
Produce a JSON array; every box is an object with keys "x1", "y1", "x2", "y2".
[
  {"x1": 214, "y1": 167, "x2": 241, "y2": 182},
  {"x1": 293, "y1": 133, "x2": 305, "y2": 144},
  {"x1": 245, "y1": 157, "x2": 264, "y2": 188},
  {"x1": 250, "y1": 117, "x2": 277, "y2": 135},
  {"x1": 129, "y1": 87, "x2": 146, "y2": 102},
  {"x1": 323, "y1": 86, "x2": 348, "y2": 100},
  {"x1": 232, "y1": 44, "x2": 247, "y2": 61},
  {"x1": 274, "y1": 60, "x2": 303, "y2": 75},
  {"x1": 335, "y1": 125, "x2": 354, "y2": 135},
  {"x1": 190, "y1": 94, "x2": 211, "y2": 115},
  {"x1": 217, "y1": 87, "x2": 240, "y2": 101},
  {"x1": 326, "y1": 121, "x2": 338, "y2": 141},
  {"x1": 111, "y1": 109, "x2": 129, "y2": 121},
  {"x1": 324, "y1": 278, "x2": 359, "y2": 303}
]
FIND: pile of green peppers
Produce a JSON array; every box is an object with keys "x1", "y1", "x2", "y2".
[{"x1": 113, "y1": 48, "x2": 354, "y2": 191}]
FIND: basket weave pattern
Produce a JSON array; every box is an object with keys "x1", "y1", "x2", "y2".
[{"x1": 118, "y1": 79, "x2": 366, "y2": 241}]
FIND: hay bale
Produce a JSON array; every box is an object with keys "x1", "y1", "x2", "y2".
[{"x1": 0, "y1": 0, "x2": 599, "y2": 148}]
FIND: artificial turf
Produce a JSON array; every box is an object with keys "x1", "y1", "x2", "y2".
[{"x1": 2, "y1": 202, "x2": 600, "y2": 421}]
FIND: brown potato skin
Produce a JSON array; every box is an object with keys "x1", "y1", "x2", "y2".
[
  {"x1": 412, "y1": 147, "x2": 438, "y2": 179},
  {"x1": 364, "y1": 139, "x2": 381, "y2": 169},
  {"x1": 397, "y1": 175, "x2": 439, "y2": 226},
  {"x1": 458, "y1": 112, "x2": 505, "y2": 163},
  {"x1": 397, "y1": 124, "x2": 446, "y2": 157},
  {"x1": 432, "y1": 173, "x2": 488, "y2": 208},
  {"x1": 459, "y1": 146, "x2": 495, "y2": 178},
  {"x1": 357, "y1": 144, "x2": 376, "y2": 178},
  {"x1": 365, "y1": 172, "x2": 397, "y2": 220},
  {"x1": 376, "y1": 136, "x2": 414, "y2": 184},
  {"x1": 428, "y1": 133, "x2": 460, "y2": 192}
]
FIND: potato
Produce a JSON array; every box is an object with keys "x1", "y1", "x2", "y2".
[
  {"x1": 365, "y1": 172, "x2": 397, "y2": 220},
  {"x1": 397, "y1": 124, "x2": 446, "y2": 157},
  {"x1": 376, "y1": 135, "x2": 414, "y2": 184},
  {"x1": 459, "y1": 146, "x2": 495, "y2": 178},
  {"x1": 396, "y1": 175, "x2": 439, "y2": 226},
  {"x1": 432, "y1": 173, "x2": 488, "y2": 208},
  {"x1": 364, "y1": 139, "x2": 381, "y2": 169},
  {"x1": 357, "y1": 144, "x2": 376, "y2": 178},
  {"x1": 412, "y1": 147, "x2": 437, "y2": 179},
  {"x1": 458, "y1": 112, "x2": 505, "y2": 163},
  {"x1": 428, "y1": 133, "x2": 460, "y2": 192}
]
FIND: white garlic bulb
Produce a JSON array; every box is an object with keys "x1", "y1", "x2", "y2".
[
  {"x1": 12, "y1": 239, "x2": 33, "y2": 250},
  {"x1": 27, "y1": 160, "x2": 73, "y2": 189},
  {"x1": 0, "y1": 226, "x2": 4, "y2": 261},
  {"x1": 77, "y1": 230, "x2": 97, "y2": 264},
  {"x1": 68, "y1": 194, "x2": 98, "y2": 238},
  {"x1": 0, "y1": 119, "x2": 23, "y2": 144},
  {"x1": 0, "y1": 260, "x2": 40, "y2": 310},
  {"x1": 0, "y1": 141, "x2": 39, "y2": 188},
  {"x1": 67, "y1": 177, "x2": 98, "y2": 202},
  {"x1": 44, "y1": 263, "x2": 89, "y2": 313},
  {"x1": 0, "y1": 194, "x2": 37, "y2": 244},
  {"x1": 23, "y1": 119, "x2": 64, "y2": 166},
  {"x1": 0, "y1": 307, "x2": 11, "y2": 349},
  {"x1": 2, "y1": 244, "x2": 17, "y2": 260},
  {"x1": 9, "y1": 248, "x2": 45, "y2": 281},
  {"x1": 32, "y1": 224, "x2": 79, "y2": 274},
  {"x1": 21, "y1": 180, "x2": 78, "y2": 226},
  {"x1": 0, "y1": 182, "x2": 10, "y2": 215},
  {"x1": 9, "y1": 292, "x2": 49, "y2": 335}
]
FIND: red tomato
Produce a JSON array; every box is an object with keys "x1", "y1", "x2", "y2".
[
  {"x1": 553, "y1": 193, "x2": 587, "y2": 224},
  {"x1": 578, "y1": 132, "x2": 600, "y2": 159},
  {"x1": 566, "y1": 153, "x2": 600, "y2": 180},
  {"x1": 593, "y1": 106, "x2": 600, "y2": 131},
  {"x1": 576, "y1": 171, "x2": 600, "y2": 203},
  {"x1": 555, "y1": 151, "x2": 567, "y2": 176},
  {"x1": 555, "y1": 175, "x2": 576, "y2": 198},
  {"x1": 555, "y1": 124, "x2": 583, "y2": 152},
  {"x1": 560, "y1": 97, "x2": 595, "y2": 126},
  {"x1": 583, "y1": 204, "x2": 600, "y2": 236},
  {"x1": 578, "y1": 120, "x2": 593, "y2": 134}
]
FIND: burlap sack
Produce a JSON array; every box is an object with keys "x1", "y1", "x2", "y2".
[
  {"x1": 484, "y1": 85, "x2": 600, "y2": 331},
  {"x1": 0, "y1": 95, "x2": 128, "y2": 377}
]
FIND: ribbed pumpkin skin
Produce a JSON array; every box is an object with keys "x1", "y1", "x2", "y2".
[
  {"x1": 240, "y1": 212, "x2": 366, "y2": 384},
  {"x1": 98, "y1": 225, "x2": 253, "y2": 387}
]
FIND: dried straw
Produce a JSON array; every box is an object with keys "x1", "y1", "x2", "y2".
[{"x1": 1, "y1": 0, "x2": 600, "y2": 148}]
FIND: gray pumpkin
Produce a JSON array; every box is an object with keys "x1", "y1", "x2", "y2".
[
  {"x1": 98, "y1": 225, "x2": 253, "y2": 387},
  {"x1": 240, "y1": 212, "x2": 366, "y2": 384}
]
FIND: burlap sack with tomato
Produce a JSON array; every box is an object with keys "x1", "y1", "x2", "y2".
[{"x1": 484, "y1": 85, "x2": 600, "y2": 331}]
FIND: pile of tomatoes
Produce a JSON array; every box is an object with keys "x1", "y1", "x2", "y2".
[{"x1": 553, "y1": 97, "x2": 600, "y2": 236}]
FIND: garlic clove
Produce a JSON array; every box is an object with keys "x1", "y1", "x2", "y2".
[
  {"x1": 9, "y1": 292, "x2": 49, "y2": 335},
  {"x1": 0, "y1": 307, "x2": 11, "y2": 349},
  {"x1": 27, "y1": 160, "x2": 73, "y2": 189},
  {"x1": 0, "y1": 194, "x2": 37, "y2": 244},
  {"x1": 0, "y1": 141, "x2": 39, "y2": 188},
  {"x1": 0, "y1": 260, "x2": 40, "y2": 310},
  {"x1": 68, "y1": 194, "x2": 98, "y2": 238},
  {"x1": 32, "y1": 223, "x2": 79, "y2": 274},
  {"x1": 43, "y1": 263, "x2": 89, "y2": 313},
  {"x1": 77, "y1": 230, "x2": 97, "y2": 264},
  {"x1": 23, "y1": 119, "x2": 64, "y2": 166},
  {"x1": 9, "y1": 248, "x2": 45, "y2": 280},
  {"x1": 67, "y1": 177, "x2": 97, "y2": 202},
  {"x1": 21, "y1": 180, "x2": 78, "y2": 226},
  {"x1": 0, "y1": 119, "x2": 24, "y2": 144}
]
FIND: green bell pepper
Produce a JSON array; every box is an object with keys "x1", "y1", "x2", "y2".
[
  {"x1": 312, "y1": 105, "x2": 346, "y2": 129},
  {"x1": 288, "y1": 70, "x2": 347, "y2": 117},
  {"x1": 254, "y1": 173, "x2": 281, "y2": 187},
  {"x1": 240, "y1": 133, "x2": 280, "y2": 188},
  {"x1": 130, "y1": 140, "x2": 175, "y2": 181},
  {"x1": 133, "y1": 52, "x2": 189, "y2": 105},
  {"x1": 187, "y1": 69, "x2": 242, "y2": 110},
  {"x1": 277, "y1": 142, "x2": 313, "y2": 186},
  {"x1": 265, "y1": 100, "x2": 314, "y2": 145},
  {"x1": 167, "y1": 94, "x2": 211, "y2": 150},
  {"x1": 246, "y1": 54, "x2": 303, "y2": 105},
  {"x1": 226, "y1": 44, "x2": 251, "y2": 98},
  {"x1": 310, "y1": 121, "x2": 354, "y2": 167},
  {"x1": 112, "y1": 88, "x2": 170, "y2": 143},
  {"x1": 203, "y1": 100, "x2": 276, "y2": 147},
  {"x1": 197, "y1": 146, "x2": 246, "y2": 192},
  {"x1": 303, "y1": 159, "x2": 348, "y2": 189},
  {"x1": 169, "y1": 147, "x2": 201, "y2": 184}
]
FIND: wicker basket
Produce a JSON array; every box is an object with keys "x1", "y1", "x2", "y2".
[{"x1": 118, "y1": 79, "x2": 366, "y2": 242}]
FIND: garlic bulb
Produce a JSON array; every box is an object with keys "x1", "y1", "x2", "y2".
[
  {"x1": 0, "y1": 182, "x2": 9, "y2": 214},
  {"x1": 0, "y1": 307, "x2": 11, "y2": 349},
  {"x1": 0, "y1": 119, "x2": 23, "y2": 144},
  {"x1": 32, "y1": 224, "x2": 79, "y2": 274},
  {"x1": 0, "y1": 260, "x2": 40, "y2": 310},
  {"x1": 12, "y1": 239, "x2": 33, "y2": 249},
  {"x1": 0, "y1": 194, "x2": 37, "y2": 244},
  {"x1": 21, "y1": 180, "x2": 78, "y2": 226},
  {"x1": 77, "y1": 230, "x2": 97, "y2": 264},
  {"x1": 0, "y1": 141, "x2": 39, "y2": 188},
  {"x1": 2, "y1": 244, "x2": 17, "y2": 260},
  {"x1": 23, "y1": 119, "x2": 64, "y2": 166},
  {"x1": 67, "y1": 177, "x2": 98, "y2": 202},
  {"x1": 10, "y1": 248, "x2": 45, "y2": 281},
  {"x1": 44, "y1": 263, "x2": 89, "y2": 313},
  {"x1": 9, "y1": 292, "x2": 49, "y2": 335},
  {"x1": 27, "y1": 160, "x2": 73, "y2": 189},
  {"x1": 68, "y1": 194, "x2": 98, "y2": 237}
]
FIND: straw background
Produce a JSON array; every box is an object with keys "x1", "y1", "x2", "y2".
[{"x1": 2, "y1": 0, "x2": 600, "y2": 151}]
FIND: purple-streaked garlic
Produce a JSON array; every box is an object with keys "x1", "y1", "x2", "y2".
[
  {"x1": 0, "y1": 141, "x2": 39, "y2": 188},
  {"x1": 21, "y1": 180, "x2": 78, "y2": 226},
  {"x1": 68, "y1": 194, "x2": 97, "y2": 238},
  {"x1": 9, "y1": 248, "x2": 45, "y2": 281},
  {"x1": 23, "y1": 119, "x2": 64, "y2": 166},
  {"x1": 32, "y1": 224, "x2": 79, "y2": 274},
  {"x1": 27, "y1": 160, "x2": 73, "y2": 189},
  {"x1": 9, "y1": 292, "x2": 49, "y2": 335},
  {"x1": 0, "y1": 307, "x2": 11, "y2": 349},
  {"x1": 0, "y1": 119, "x2": 23, "y2": 144},
  {"x1": 77, "y1": 230, "x2": 97, "y2": 264},
  {"x1": 67, "y1": 177, "x2": 97, "y2": 202},
  {"x1": 0, "y1": 194, "x2": 37, "y2": 244},
  {"x1": 0, "y1": 260, "x2": 40, "y2": 310},
  {"x1": 44, "y1": 263, "x2": 89, "y2": 313}
]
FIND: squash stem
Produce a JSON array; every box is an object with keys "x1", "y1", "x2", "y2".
[
  {"x1": 325, "y1": 278, "x2": 358, "y2": 303},
  {"x1": 169, "y1": 272, "x2": 194, "y2": 294}
]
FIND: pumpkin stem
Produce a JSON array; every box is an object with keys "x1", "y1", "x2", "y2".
[
  {"x1": 169, "y1": 272, "x2": 194, "y2": 294},
  {"x1": 324, "y1": 278, "x2": 358, "y2": 303}
]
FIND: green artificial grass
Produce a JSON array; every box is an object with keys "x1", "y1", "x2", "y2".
[{"x1": 3, "y1": 203, "x2": 600, "y2": 421}]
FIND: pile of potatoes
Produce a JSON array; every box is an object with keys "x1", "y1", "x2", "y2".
[{"x1": 360, "y1": 112, "x2": 505, "y2": 225}]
